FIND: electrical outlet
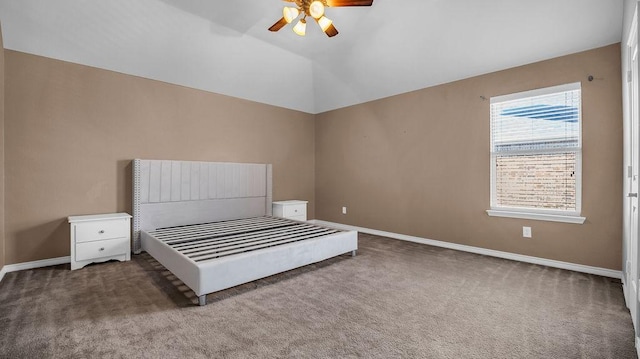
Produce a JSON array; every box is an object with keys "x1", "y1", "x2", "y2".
[
  {"x1": 342, "y1": 206, "x2": 347, "y2": 215},
  {"x1": 522, "y1": 226, "x2": 532, "y2": 238}
]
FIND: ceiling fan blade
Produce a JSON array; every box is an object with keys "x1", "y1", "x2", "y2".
[
  {"x1": 268, "y1": 17, "x2": 288, "y2": 32},
  {"x1": 325, "y1": 0, "x2": 373, "y2": 6},
  {"x1": 324, "y1": 23, "x2": 339, "y2": 37}
]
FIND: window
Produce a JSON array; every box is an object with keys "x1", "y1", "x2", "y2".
[{"x1": 487, "y1": 82, "x2": 585, "y2": 224}]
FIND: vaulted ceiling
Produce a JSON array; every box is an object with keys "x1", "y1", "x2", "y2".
[{"x1": 0, "y1": 0, "x2": 624, "y2": 114}]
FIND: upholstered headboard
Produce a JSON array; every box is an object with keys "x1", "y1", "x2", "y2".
[{"x1": 132, "y1": 159, "x2": 272, "y2": 253}]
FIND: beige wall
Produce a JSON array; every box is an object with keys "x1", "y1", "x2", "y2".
[
  {"x1": 315, "y1": 44, "x2": 623, "y2": 270},
  {"x1": 3, "y1": 44, "x2": 625, "y2": 269},
  {"x1": 0, "y1": 22, "x2": 5, "y2": 269},
  {"x1": 4, "y1": 51, "x2": 315, "y2": 264}
]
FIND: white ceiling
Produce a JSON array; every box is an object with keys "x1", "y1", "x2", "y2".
[{"x1": 0, "y1": 0, "x2": 624, "y2": 114}]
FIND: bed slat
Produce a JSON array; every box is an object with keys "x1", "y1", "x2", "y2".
[
  {"x1": 146, "y1": 217, "x2": 341, "y2": 262},
  {"x1": 177, "y1": 226, "x2": 333, "y2": 254}
]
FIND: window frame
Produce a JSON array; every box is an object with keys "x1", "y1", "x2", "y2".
[{"x1": 486, "y1": 82, "x2": 586, "y2": 224}]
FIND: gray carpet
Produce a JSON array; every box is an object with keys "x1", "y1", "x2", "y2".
[{"x1": 0, "y1": 233, "x2": 636, "y2": 358}]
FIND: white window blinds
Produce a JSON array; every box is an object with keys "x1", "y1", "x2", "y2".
[{"x1": 490, "y1": 82, "x2": 581, "y2": 214}]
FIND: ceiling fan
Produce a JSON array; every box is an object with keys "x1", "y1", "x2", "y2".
[{"x1": 268, "y1": 0, "x2": 373, "y2": 38}]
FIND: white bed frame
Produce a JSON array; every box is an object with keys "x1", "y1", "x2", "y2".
[{"x1": 132, "y1": 159, "x2": 358, "y2": 305}]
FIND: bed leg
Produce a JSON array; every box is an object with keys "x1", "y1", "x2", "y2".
[
  {"x1": 351, "y1": 250, "x2": 357, "y2": 257},
  {"x1": 198, "y1": 295, "x2": 206, "y2": 306}
]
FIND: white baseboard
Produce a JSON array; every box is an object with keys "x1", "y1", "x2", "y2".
[
  {"x1": 636, "y1": 337, "x2": 640, "y2": 359},
  {"x1": 623, "y1": 275, "x2": 630, "y2": 309},
  {"x1": 311, "y1": 220, "x2": 622, "y2": 279},
  {"x1": 0, "y1": 256, "x2": 70, "y2": 283},
  {"x1": 0, "y1": 221, "x2": 623, "y2": 282}
]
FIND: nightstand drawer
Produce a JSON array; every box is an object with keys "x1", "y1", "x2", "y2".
[
  {"x1": 75, "y1": 237, "x2": 129, "y2": 261},
  {"x1": 283, "y1": 204, "x2": 306, "y2": 218},
  {"x1": 74, "y1": 219, "x2": 129, "y2": 243}
]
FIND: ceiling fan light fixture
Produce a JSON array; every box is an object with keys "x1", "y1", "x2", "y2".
[
  {"x1": 268, "y1": 0, "x2": 372, "y2": 37},
  {"x1": 323, "y1": 23, "x2": 339, "y2": 37},
  {"x1": 283, "y1": 7, "x2": 300, "y2": 23},
  {"x1": 293, "y1": 18, "x2": 307, "y2": 36},
  {"x1": 317, "y1": 16, "x2": 333, "y2": 32},
  {"x1": 309, "y1": 1, "x2": 325, "y2": 19}
]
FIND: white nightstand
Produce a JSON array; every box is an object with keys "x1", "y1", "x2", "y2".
[
  {"x1": 272, "y1": 200, "x2": 308, "y2": 221},
  {"x1": 68, "y1": 213, "x2": 132, "y2": 270}
]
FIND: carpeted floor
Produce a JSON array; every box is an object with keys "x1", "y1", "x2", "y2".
[{"x1": 0, "y1": 233, "x2": 636, "y2": 358}]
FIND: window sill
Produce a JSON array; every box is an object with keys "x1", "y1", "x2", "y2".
[{"x1": 486, "y1": 209, "x2": 586, "y2": 224}]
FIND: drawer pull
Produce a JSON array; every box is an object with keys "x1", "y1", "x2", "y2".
[
  {"x1": 98, "y1": 230, "x2": 105, "y2": 234},
  {"x1": 99, "y1": 247, "x2": 105, "y2": 251}
]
